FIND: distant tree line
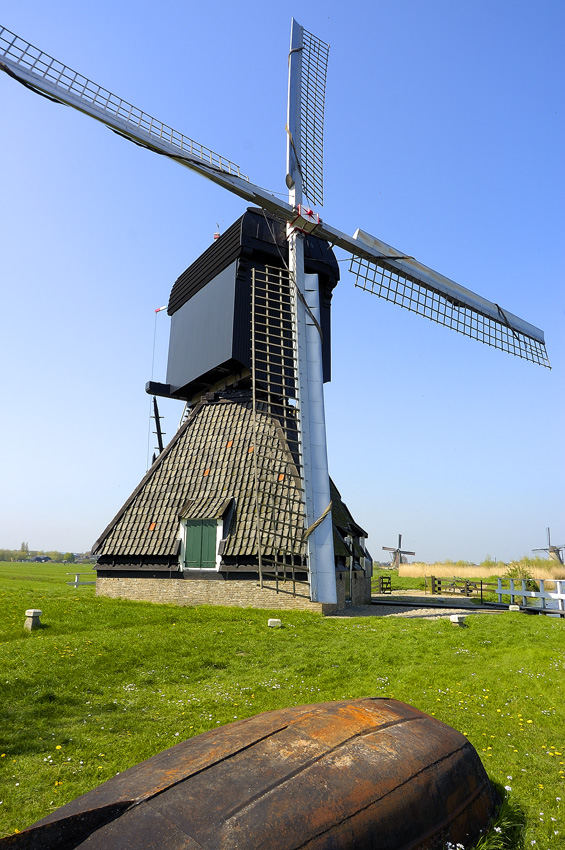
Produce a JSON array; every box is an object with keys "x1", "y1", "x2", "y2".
[{"x1": 0, "y1": 547, "x2": 93, "y2": 563}]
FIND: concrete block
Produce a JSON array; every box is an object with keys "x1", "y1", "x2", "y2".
[
  {"x1": 450, "y1": 614, "x2": 467, "y2": 627},
  {"x1": 24, "y1": 609, "x2": 42, "y2": 630},
  {"x1": 268, "y1": 618, "x2": 282, "y2": 628}
]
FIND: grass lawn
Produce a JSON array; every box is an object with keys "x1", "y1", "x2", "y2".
[
  {"x1": 371, "y1": 567, "x2": 427, "y2": 592},
  {"x1": 0, "y1": 562, "x2": 563, "y2": 847}
]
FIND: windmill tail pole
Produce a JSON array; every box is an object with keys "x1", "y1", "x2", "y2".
[{"x1": 152, "y1": 396, "x2": 164, "y2": 454}]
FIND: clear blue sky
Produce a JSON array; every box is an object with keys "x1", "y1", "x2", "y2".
[{"x1": 1, "y1": 0, "x2": 563, "y2": 563}]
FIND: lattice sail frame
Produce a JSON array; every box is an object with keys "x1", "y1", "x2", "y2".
[
  {"x1": 349, "y1": 255, "x2": 550, "y2": 367},
  {"x1": 298, "y1": 28, "x2": 329, "y2": 207},
  {"x1": 1, "y1": 22, "x2": 549, "y2": 371},
  {"x1": 0, "y1": 26, "x2": 247, "y2": 179},
  {"x1": 250, "y1": 265, "x2": 307, "y2": 586}
]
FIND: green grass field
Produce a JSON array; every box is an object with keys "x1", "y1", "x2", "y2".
[
  {"x1": 371, "y1": 567, "x2": 427, "y2": 592},
  {"x1": 0, "y1": 562, "x2": 563, "y2": 847}
]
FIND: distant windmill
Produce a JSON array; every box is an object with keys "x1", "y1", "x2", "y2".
[
  {"x1": 383, "y1": 534, "x2": 416, "y2": 569},
  {"x1": 0, "y1": 21, "x2": 549, "y2": 606},
  {"x1": 533, "y1": 528, "x2": 564, "y2": 565}
]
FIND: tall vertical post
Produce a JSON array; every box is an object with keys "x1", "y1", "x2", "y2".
[{"x1": 287, "y1": 19, "x2": 336, "y2": 604}]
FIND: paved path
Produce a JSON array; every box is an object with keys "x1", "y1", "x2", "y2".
[{"x1": 328, "y1": 590, "x2": 502, "y2": 620}]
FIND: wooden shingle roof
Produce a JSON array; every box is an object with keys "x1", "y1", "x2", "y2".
[
  {"x1": 93, "y1": 394, "x2": 305, "y2": 562},
  {"x1": 94, "y1": 392, "x2": 370, "y2": 570}
]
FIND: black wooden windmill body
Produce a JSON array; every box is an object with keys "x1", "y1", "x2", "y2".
[{"x1": 0, "y1": 21, "x2": 549, "y2": 605}]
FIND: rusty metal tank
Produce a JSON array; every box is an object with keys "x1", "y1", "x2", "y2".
[{"x1": 5, "y1": 698, "x2": 498, "y2": 849}]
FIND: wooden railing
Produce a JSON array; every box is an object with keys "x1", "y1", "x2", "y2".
[
  {"x1": 377, "y1": 575, "x2": 392, "y2": 594},
  {"x1": 430, "y1": 577, "x2": 488, "y2": 601}
]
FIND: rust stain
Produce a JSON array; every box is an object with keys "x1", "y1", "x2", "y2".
[{"x1": 11, "y1": 699, "x2": 499, "y2": 850}]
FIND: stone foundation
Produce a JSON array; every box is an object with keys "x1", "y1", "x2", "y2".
[{"x1": 96, "y1": 571, "x2": 371, "y2": 614}]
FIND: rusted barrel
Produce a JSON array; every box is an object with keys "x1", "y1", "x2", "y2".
[{"x1": 6, "y1": 698, "x2": 498, "y2": 849}]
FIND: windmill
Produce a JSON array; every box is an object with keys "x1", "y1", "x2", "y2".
[
  {"x1": 533, "y1": 528, "x2": 564, "y2": 565},
  {"x1": 0, "y1": 21, "x2": 549, "y2": 606},
  {"x1": 382, "y1": 534, "x2": 416, "y2": 569}
]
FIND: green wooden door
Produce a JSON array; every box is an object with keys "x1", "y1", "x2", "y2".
[
  {"x1": 184, "y1": 520, "x2": 217, "y2": 569},
  {"x1": 200, "y1": 520, "x2": 217, "y2": 569}
]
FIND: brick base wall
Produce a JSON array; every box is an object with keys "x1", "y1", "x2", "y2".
[
  {"x1": 334, "y1": 572, "x2": 372, "y2": 606},
  {"x1": 96, "y1": 572, "x2": 372, "y2": 614}
]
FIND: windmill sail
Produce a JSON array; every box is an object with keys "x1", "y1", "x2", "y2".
[
  {"x1": 0, "y1": 27, "x2": 247, "y2": 180},
  {"x1": 294, "y1": 26, "x2": 329, "y2": 206},
  {"x1": 0, "y1": 24, "x2": 549, "y2": 369},
  {"x1": 349, "y1": 229, "x2": 549, "y2": 367}
]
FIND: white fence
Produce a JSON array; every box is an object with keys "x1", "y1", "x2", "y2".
[
  {"x1": 496, "y1": 578, "x2": 565, "y2": 613},
  {"x1": 66, "y1": 572, "x2": 96, "y2": 588}
]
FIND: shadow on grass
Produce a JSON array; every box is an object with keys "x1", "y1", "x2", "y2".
[
  {"x1": 0, "y1": 687, "x2": 120, "y2": 757},
  {"x1": 474, "y1": 782, "x2": 527, "y2": 849}
]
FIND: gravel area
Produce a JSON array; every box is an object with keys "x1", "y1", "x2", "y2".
[{"x1": 328, "y1": 590, "x2": 502, "y2": 620}]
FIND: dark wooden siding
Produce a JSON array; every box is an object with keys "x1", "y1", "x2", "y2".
[
  {"x1": 168, "y1": 208, "x2": 340, "y2": 317},
  {"x1": 168, "y1": 216, "x2": 244, "y2": 315}
]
